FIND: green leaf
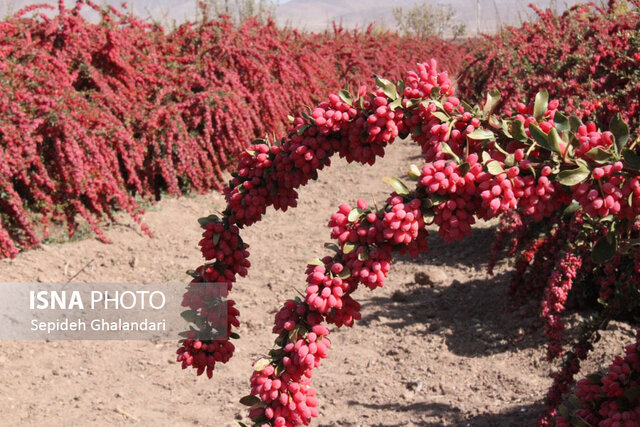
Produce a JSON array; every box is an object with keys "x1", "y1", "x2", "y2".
[
  {"x1": 529, "y1": 123, "x2": 551, "y2": 151},
  {"x1": 486, "y1": 161, "x2": 505, "y2": 175},
  {"x1": 562, "y1": 201, "x2": 581, "y2": 217},
  {"x1": 288, "y1": 325, "x2": 301, "y2": 340},
  {"x1": 483, "y1": 89, "x2": 501, "y2": 116},
  {"x1": 422, "y1": 210, "x2": 435, "y2": 224},
  {"x1": 186, "y1": 269, "x2": 199, "y2": 279},
  {"x1": 382, "y1": 176, "x2": 410, "y2": 196},
  {"x1": 488, "y1": 115, "x2": 501, "y2": 129},
  {"x1": 467, "y1": 128, "x2": 496, "y2": 141},
  {"x1": 212, "y1": 233, "x2": 221, "y2": 246},
  {"x1": 569, "y1": 115, "x2": 583, "y2": 132},
  {"x1": 274, "y1": 363, "x2": 284, "y2": 377},
  {"x1": 374, "y1": 76, "x2": 398, "y2": 99},
  {"x1": 558, "y1": 404, "x2": 570, "y2": 418},
  {"x1": 430, "y1": 86, "x2": 441, "y2": 99},
  {"x1": 501, "y1": 120, "x2": 513, "y2": 138},
  {"x1": 239, "y1": 395, "x2": 261, "y2": 406},
  {"x1": 253, "y1": 358, "x2": 272, "y2": 372},
  {"x1": 504, "y1": 154, "x2": 515, "y2": 167},
  {"x1": 431, "y1": 111, "x2": 449, "y2": 122},
  {"x1": 430, "y1": 194, "x2": 448, "y2": 206},
  {"x1": 430, "y1": 99, "x2": 444, "y2": 110},
  {"x1": 554, "y1": 112, "x2": 570, "y2": 133},
  {"x1": 296, "y1": 124, "x2": 311, "y2": 135},
  {"x1": 357, "y1": 250, "x2": 369, "y2": 261},
  {"x1": 459, "y1": 162, "x2": 470, "y2": 174},
  {"x1": 610, "y1": 114, "x2": 630, "y2": 152},
  {"x1": 348, "y1": 208, "x2": 364, "y2": 222},
  {"x1": 547, "y1": 128, "x2": 564, "y2": 153},
  {"x1": 440, "y1": 142, "x2": 460, "y2": 162},
  {"x1": 343, "y1": 242, "x2": 357, "y2": 254},
  {"x1": 230, "y1": 332, "x2": 240, "y2": 339},
  {"x1": 592, "y1": 234, "x2": 618, "y2": 264},
  {"x1": 287, "y1": 115, "x2": 295, "y2": 123},
  {"x1": 193, "y1": 315, "x2": 206, "y2": 330},
  {"x1": 197, "y1": 214, "x2": 219, "y2": 226},
  {"x1": 405, "y1": 98, "x2": 421, "y2": 109},
  {"x1": 511, "y1": 120, "x2": 528, "y2": 143},
  {"x1": 397, "y1": 79, "x2": 405, "y2": 96},
  {"x1": 556, "y1": 164, "x2": 590, "y2": 186},
  {"x1": 481, "y1": 151, "x2": 491, "y2": 164},
  {"x1": 180, "y1": 310, "x2": 199, "y2": 324},
  {"x1": 389, "y1": 98, "x2": 402, "y2": 111},
  {"x1": 533, "y1": 89, "x2": 549, "y2": 121},
  {"x1": 585, "y1": 147, "x2": 613, "y2": 163},
  {"x1": 623, "y1": 148, "x2": 640, "y2": 169},
  {"x1": 307, "y1": 258, "x2": 325, "y2": 266},
  {"x1": 338, "y1": 266, "x2": 351, "y2": 279},
  {"x1": 324, "y1": 242, "x2": 339, "y2": 252},
  {"x1": 338, "y1": 89, "x2": 353, "y2": 106},
  {"x1": 408, "y1": 164, "x2": 421, "y2": 180}
]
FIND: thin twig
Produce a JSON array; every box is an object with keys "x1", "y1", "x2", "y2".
[
  {"x1": 65, "y1": 259, "x2": 94, "y2": 285},
  {"x1": 114, "y1": 407, "x2": 139, "y2": 422}
]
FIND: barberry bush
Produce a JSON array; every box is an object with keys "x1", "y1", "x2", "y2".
[
  {"x1": 459, "y1": 0, "x2": 640, "y2": 134},
  {"x1": 180, "y1": 58, "x2": 640, "y2": 426},
  {"x1": 0, "y1": 0, "x2": 462, "y2": 258},
  {"x1": 558, "y1": 333, "x2": 640, "y2": 426}
]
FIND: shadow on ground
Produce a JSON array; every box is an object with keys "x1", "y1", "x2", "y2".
[
  {"x1": 420, "y1": 225, "x2": 500, "y2": 271},
  {"x1": 341, "y1": 400, "x2": 542, "y2": 426},
  {"x1": 359, "y1": 271, "x2": 545, "y2": 358},
  {"x1": 359, "y1": 224, "x2": 546, "y2": 357}
]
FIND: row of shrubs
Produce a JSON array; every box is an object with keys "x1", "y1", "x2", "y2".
[{"x1": 0, "y1": 1, "x2": 463, "y2": 257}]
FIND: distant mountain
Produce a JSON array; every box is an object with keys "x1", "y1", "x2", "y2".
[
  {"x1": 276, "y1": 0, "x2": 600, "y2": 35},
  {"x1": 5, "y1": 0, "x2": 600, "y2": 34}
]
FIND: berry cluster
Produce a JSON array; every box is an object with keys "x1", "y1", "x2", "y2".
[
  {"x1": 419, "y1": 156, "x2": 483, "y2": 241},
  {"x1": 575, "y1": 123, "x2": 615, "y2": 156},
  {"x1": 403, "y1": 59, "x2": 455, "y2": 99},
  {"x1": 176, "y1": 299, "x2": 240, "y2": 377},
  {"x1": 249, "y1": 365, "x2": 320, "y2": 427},
  {"x1": 381, "y1": 195, "x2": 425, "y2": 245},
  {"x1": 518, "y1": 170, "x2": 564, "y2": 221},
  {"x1": 574, "y1": 162, "x2": 625, "y2": 218},
  {"x1": 177, "y1": 336, "x2": 236, "y2": 379},
  {"x1": 199, "y1": 219, "x2": 251, "y2": 278},
  {"x1": 305, "y1": 261, "x2": 351, "y2": 314},
  {"x1": 557, "y1": 337, "x2": 640, "y2": 427},
  {"x1": 311, "y1": 94, "x2": 358, "y2": 135}
]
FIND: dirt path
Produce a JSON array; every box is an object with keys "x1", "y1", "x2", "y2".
[{"x1": 0, "y1": 138, "x2": 635, "y2": 426}]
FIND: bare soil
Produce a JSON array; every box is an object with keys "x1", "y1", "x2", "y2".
[{"x1": 0, "y1": 138, "x2": 635, "y2": 426}]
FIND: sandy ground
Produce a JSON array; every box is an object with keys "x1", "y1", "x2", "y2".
[{"x1": 0, "y1": 138, "x2": 635, "y2": 426}]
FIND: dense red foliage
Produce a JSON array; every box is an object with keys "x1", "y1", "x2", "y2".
[
  {"x1": 0, "y1": 1, "x2": 463, "y2": 258},
  {"x1": 459, "y1": 0, "x2": 640, "y2": 134}
]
